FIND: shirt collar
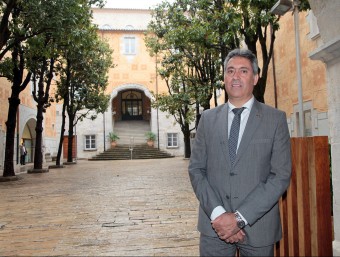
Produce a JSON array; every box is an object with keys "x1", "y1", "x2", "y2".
[{"x1": 228, "y1": 96, "x2": 254, "y2": 113}]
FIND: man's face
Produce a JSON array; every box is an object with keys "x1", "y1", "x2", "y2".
[{"x1": 224, "y1": 56, "x2": 259, "y2": 106}]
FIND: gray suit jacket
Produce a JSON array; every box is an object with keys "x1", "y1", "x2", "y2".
[{"x1": 188, "y1": 100, "x2": 291, "y2": 247}]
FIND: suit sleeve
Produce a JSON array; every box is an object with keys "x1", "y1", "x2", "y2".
[
  {"x1": 237, "y1": 111, "x2": 292, "y2": 225},
  {"x1": 188, "y1": 111, "x2": 228, "y2": 218}
]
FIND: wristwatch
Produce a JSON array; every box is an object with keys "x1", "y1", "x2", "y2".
[{"x1": 234, "y1": 212, "x2": 245, "y2": 229}]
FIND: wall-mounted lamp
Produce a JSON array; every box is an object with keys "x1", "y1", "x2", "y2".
[{"x1": 270, "y1": 0, "x2": 292, "y2": 16}]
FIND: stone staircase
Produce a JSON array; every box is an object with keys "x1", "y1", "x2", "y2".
[
  {"x1": 89, "y1": 144, "x2": 174, "y2": 160},
  {"x1": 89, "y1": 120, "x2": 174, "y2": 160},
  {"x1": 113, "y1": 120, "x2": 151, "y2": 145}
]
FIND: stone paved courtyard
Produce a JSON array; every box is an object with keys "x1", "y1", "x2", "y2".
[{"x1": 0, "y1": 158, "x2": 199, "y2": 256}]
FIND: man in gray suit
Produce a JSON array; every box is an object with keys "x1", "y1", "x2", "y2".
[{"x1": 189, "y1": 48, "x2": 291, "y2": 256}]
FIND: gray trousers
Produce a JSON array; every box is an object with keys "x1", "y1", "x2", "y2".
[{"x1": 200, "y1": 234, "x2": 274, "y2": 257}]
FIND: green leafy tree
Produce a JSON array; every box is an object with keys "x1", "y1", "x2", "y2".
[
  {"x1": 0, "y1": 0, "x2": 17, "y2": 58},
  {"x1": 146, "y1": 0, "x2": 310, "y2": 158},
  {"x1": 26, "y1": 23, "x2": 64, "y2": 171},
  {"x1": 155, "y1": 53, "x2": 197, "y2": 158},
  {"x1": 0, "y1": 0, "x2": 105, "y2": 177},
  {"x1": 0, "y1": 0, "x2": 46, "y2": 61},
  {"x1": 55, "y1": 26, "x2": 113, "y2": 163},
  {"x1": 27, "y1": 0, "x2": 105, "y2": 170},
  {"x1": 0, "y1": 0, "x2": 40, "y2": 177},
  {"x1": 146, "y1": 0, "x2": 239, "y2": 157},
  {"x1": 224, "y1": 0, "x2": 310, "y2": 102},
  {"x1": 225, "y1": 0, "x2": 278, "y2": 103}
]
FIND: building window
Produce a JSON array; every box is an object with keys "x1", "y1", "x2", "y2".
[
  {"x1": 85, "y1": 135, "x2": 96, "y2": 150},
  {"x1": 124, "y1": 36, "x2": 136, "y2": 55},
  {"x1": 306, "y1": 10, "x2": 320, "y2": 40},
  {"x1": 304, "y1": 110, "x2": 312, "y2": 136},
  {"x1": 167, "y1": 133, "x2": 178, "y2": 148},
  {"x1": 101, "y1": 24, "x2": 112, "y2": 30}
]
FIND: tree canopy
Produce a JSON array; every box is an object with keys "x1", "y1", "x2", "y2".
[
  {"x1": 146, "y1": 0, "x2": 310, "y2": 157},
  {"x1": 55, "y1": 24, "x2": 113, "y2": 163},
  {"x1": 0, "y1": 0, "x2": 108, "y2": 176}
]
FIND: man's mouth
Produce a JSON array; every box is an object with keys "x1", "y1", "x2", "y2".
[
  {"x1": 231, "y1": 83, "x2": 242, "y2": 87},
  {"x1": 231, "y1": 80, "x2": 242, "y2": 87}
]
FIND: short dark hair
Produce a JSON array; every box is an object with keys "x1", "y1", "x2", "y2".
[{"x1": 224, "y1": 48, "x2": 259, "y2": 75}]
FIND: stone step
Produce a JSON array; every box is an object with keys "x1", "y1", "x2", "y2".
[
  {"x1": 113, "y1": 120, "x2": 152, "y2": 145},
  {"x1": 89, "y1": 144, "x2": 173, "y2": 161},
  {"x1": 116, "y1": 135, "x2": 146, "y2": 145}
]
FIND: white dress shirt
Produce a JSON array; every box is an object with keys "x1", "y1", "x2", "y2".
[{"x1": 210, "y1": 96, "x2": 255, "y2": 223}]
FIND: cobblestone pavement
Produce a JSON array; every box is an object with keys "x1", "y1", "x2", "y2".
[{"x1": 0, "y1": 158, "x2": 200, "y2": 256}]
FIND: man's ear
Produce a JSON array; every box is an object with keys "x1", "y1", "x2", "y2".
[{"x1": 253, "y1": 74, "x2": 259, "y2": 86}]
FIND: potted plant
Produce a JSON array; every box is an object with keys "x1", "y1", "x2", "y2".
[
  {"x1": 108, "y1": 132, "x2": 120, "y2": 148},
  {"x1": 145, "y1": 131, "x2": 156, "y2": 147}
]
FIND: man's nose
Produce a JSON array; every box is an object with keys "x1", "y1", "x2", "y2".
[{"x1": 232, "y1": 70, "x2": 242, "y2": 78}]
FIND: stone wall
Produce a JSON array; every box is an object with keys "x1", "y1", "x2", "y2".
[{"x1": 308, "y1": 0, "x2": 340, "y2": 255}]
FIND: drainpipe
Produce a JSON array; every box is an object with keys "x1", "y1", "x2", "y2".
[
  {"x1": 270, "y1": 0, "x2": 304, "y2": 136},
  {"x1": 293, "y1": 0, "x2": 305, "y2": 137}
]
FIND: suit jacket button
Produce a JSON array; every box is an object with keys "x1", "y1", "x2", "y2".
[
  {"x1": 230, "y1": 172, "x2": 235, "y2": 176},
  {"x1": 226, "y1": 195, "x2": 230, "y2": 199}
]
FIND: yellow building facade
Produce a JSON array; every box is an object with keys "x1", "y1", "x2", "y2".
[
  {"x1": 265, "y1": 10, "x2": 328, "y2": 137},
  {"x1": 0, "y1": 72, "x2": 57, "y2": 168},
  {"x1": 62, "y1": 8, "x2": 184, "y2": 160}
]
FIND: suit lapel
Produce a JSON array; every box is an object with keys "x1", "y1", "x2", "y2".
[
  {"x1": 234, "y1": 100, "x2": 262, "y2": 166},
  {"x1": 217, "y1": 104, "x2": 230, "y2": 163}
]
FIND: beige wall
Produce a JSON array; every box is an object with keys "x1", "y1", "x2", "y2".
[
  {"x1": 99, "y1": 29, "x2": 168, "y2": 95},
  {"x1": 307, "y1": 1, "x2": 340, "y2": 254},
  {"x1": 0, "y1": 75, "x2": 57, "y2": 138},
  {"x1": 93, "y1": 8, "x2": 168, "y2": 96},
  {"x1": 213, "y1": 9, "x2": 328, "y2": 134},
  {"x1": 0, "y1": 78, "x2": 11, "y2": 130},
  {"x1": 265, "y1": 11, "x2": 327, "y2": 116}
]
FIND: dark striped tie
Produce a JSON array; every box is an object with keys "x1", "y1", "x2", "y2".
[{"x1": 229, "y1": 107, "x2": 245, "y2": 166}]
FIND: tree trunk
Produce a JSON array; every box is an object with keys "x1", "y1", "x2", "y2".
[
  {"x1": 67, "y1": 115, "x2": 74, "y2": 163},
  {"x1": 0, "y1": 0, "x2": 17, "y2": 60},
  {"x1": 253, "y1": 76, "x2": 266, "y2": 103},
  {"x1": 3, "y1": 97, "x2": 20, "y2": 177},
  {"x1": 183, "y1": 123, "x2": 191, "y2": 158},
  {"x1": 56, "y1": 101, "x2": 67, "y2": 166},
  {"x1": 195, "y1": 101, "x2": 201, "y2": 129},
  {"x1": 32, "y1": 57, "x2": 54, "y2": 169},
  {"x1": 33, "y1": 103, "x2": 44, "y2": 170},
  {"x1": 2, "y1": 40, "x2": 27, "y2": 177}
]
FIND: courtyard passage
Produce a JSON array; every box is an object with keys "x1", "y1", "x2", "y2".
[{"x1": 0, "y1": 158, "x2": 199, "y2": 256}]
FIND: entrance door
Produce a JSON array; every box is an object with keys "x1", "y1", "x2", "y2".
[
  {"x1": 63, "y1": 136, "x2": 77, "y2": 160},
  {"x1": 121, "y1": 90, "x2": 143, "y2": 120},
  {"x1": 23, "y1": 139, "x2": 32, "y2": 163},
  {"x1": 22, "y1": 122, "x2": 34, "y2": 163}
]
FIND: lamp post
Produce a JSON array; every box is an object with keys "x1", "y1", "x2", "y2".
[
  {"x1": 155, "y1": 53, "x2": 160, "y2": 149},
  {"x1": 270, "y1": 0, "x2": 305, "y2": 137},
  {"x1": 103, "y1": 112, "x2": 106, "y2": 151}
]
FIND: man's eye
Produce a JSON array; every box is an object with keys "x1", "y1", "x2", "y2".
[{"x1": 240, "y1": 69, "x2": 248, "y2": 74}]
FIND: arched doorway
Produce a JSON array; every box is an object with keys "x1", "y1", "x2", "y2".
[
  {"x1": 21, "y1": 118, "x2": 36, "y2": 163},
  {"x1": 112, "y1": 89, "x2": 151, "y2": 122},
  {"x1": 121, "y1": 90, "x2": 143, "y2": 120}
]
